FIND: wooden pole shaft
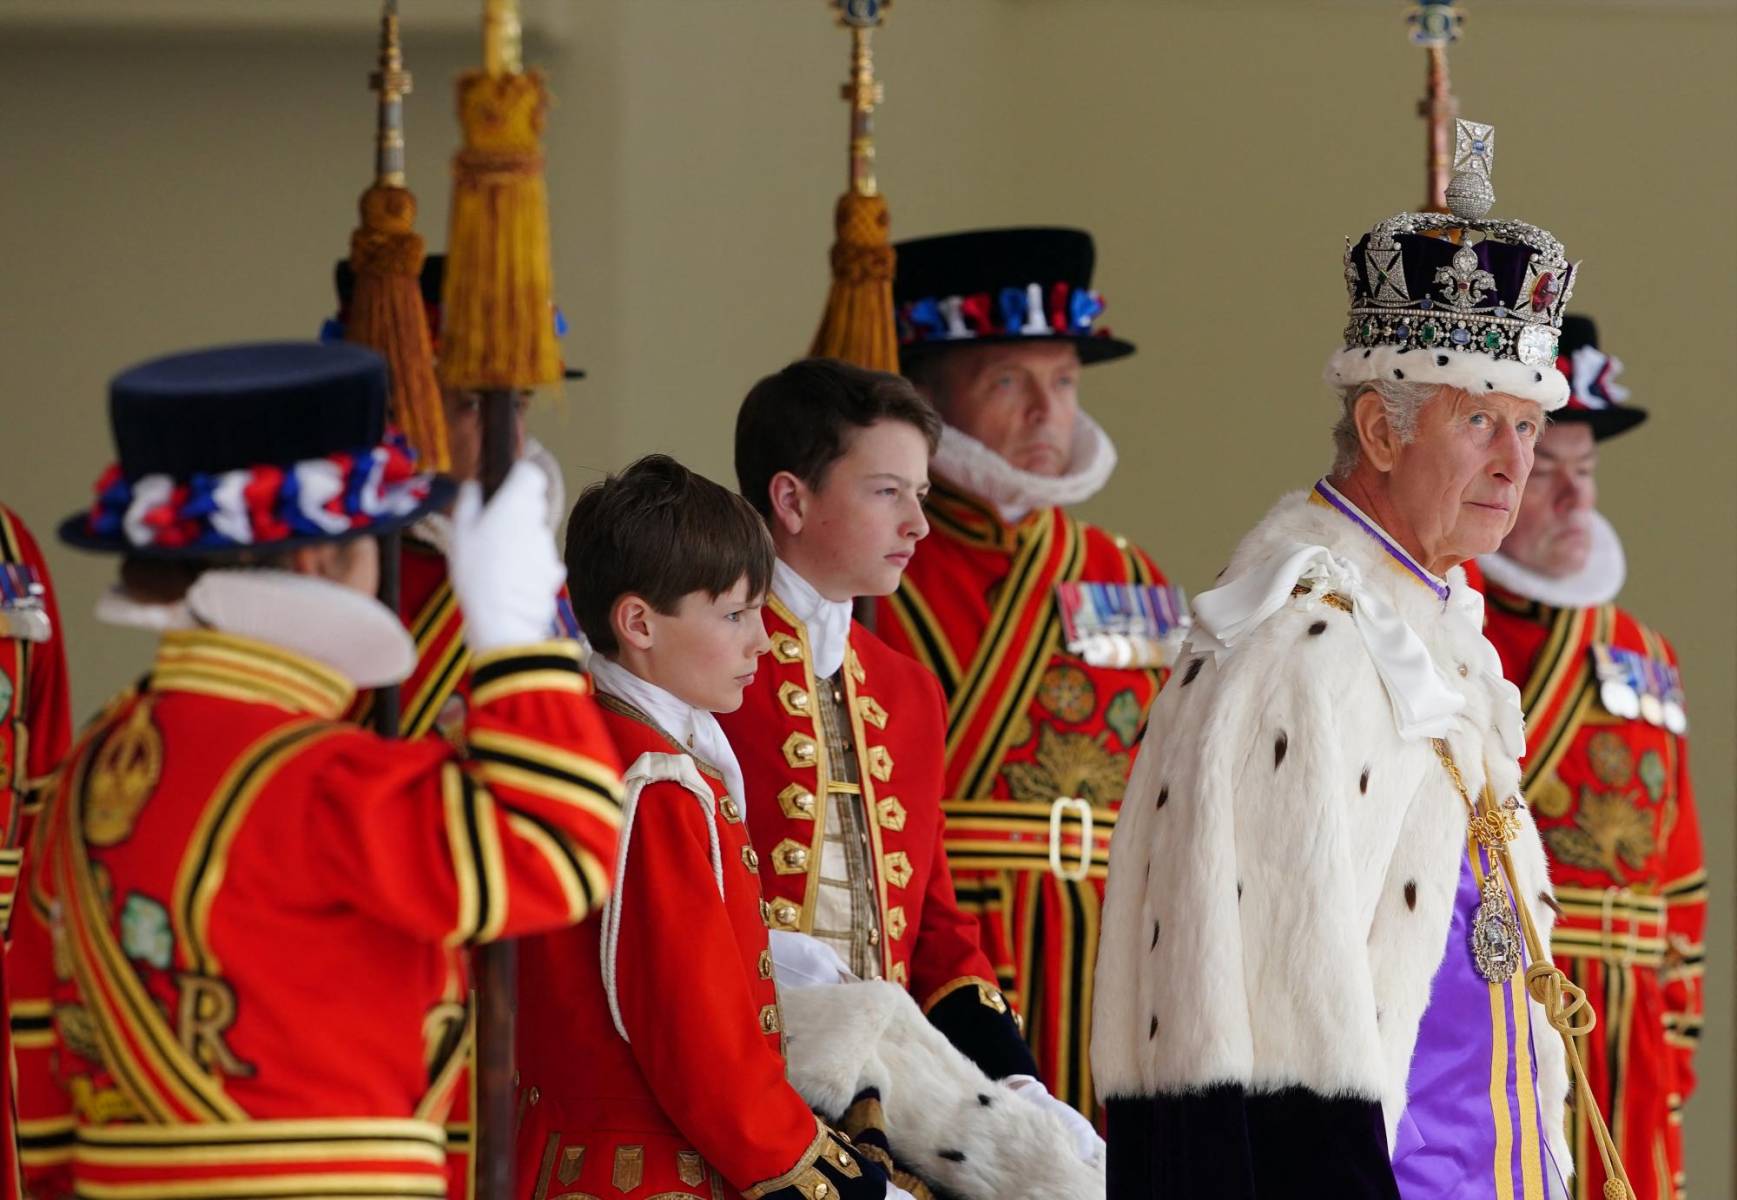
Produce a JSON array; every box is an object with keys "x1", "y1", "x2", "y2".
[{"x1": 474, "y1": 386, "x2": 520, "y2": 1200}]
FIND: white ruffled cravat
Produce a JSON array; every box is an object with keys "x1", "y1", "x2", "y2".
[
  {"x1": 588, "y1": 655, "x2": 747, "y2": 808},
  {"x1": 1192, "y1": 544, "x2": 1468, "y2": 742},
  {"x1": 1478, "y1": 508, "x2": 1627, "y2": 609},
  {"x1": 773, "y1": 559, "x2": 852, "y2": 680}
]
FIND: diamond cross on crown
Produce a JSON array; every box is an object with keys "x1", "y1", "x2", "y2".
[{"x1": 1454, "y1": 119, "x2": 1495, "y2": 179}]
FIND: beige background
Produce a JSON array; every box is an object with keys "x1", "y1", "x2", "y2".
[{"x1": 2, "y1": 0, "x2": 1730, "y2": 1191}]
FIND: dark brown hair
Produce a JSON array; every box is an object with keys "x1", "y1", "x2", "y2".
[
  {"x1": 734, "y1": 358, "x2": 941, "y2": 519},
  {"x1": 565, "y1": 453, "x2": 775, "y2": 655}
]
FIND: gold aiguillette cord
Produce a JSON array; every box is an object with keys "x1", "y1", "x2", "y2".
[{"x1": 1433, "y1": 739, "x2": 1635, "y2": 1200}]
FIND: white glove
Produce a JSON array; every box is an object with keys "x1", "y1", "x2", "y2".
[
  {"x1": 447, "y1": 460, "x2": 567, "y2": 652},
  {"x1": 768, "y1": 930, "x2": 856, "y2": 990},
  {"x1": 1003, "y1": 1074, "x2": 1103, "y2": 1162}
]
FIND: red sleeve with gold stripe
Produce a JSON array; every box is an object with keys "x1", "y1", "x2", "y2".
[
  {"x1": 308, "y1": 641, "x2": 622, "y2": 943},
  {"x1": 1657, "y1": 639, "x2": 1706, "y2": 1100},
  {"x1": 612, "y1": 776, "x2": 864, "y2": 1198}
]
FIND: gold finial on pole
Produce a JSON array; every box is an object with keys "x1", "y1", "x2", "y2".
[
  {"x1": 838, "y1": 0, "x2": 887, "y2": 197},
  {"x1": 369, "y1": 0, "x2": 412, "y2": 187},
  {"x1": 810, "y1": 0, "x2": 898, "y2": 371},
  {"x1": 482, "y1": 0, "x2": 523, "y2": 79},
  {"x1": 1410, "y1": 1, "x2": 1462, "y2": 213}
]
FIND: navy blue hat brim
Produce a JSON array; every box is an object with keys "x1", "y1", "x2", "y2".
[
  {"x1": 57, "y1": 475, "x2": 457, "y2": 560},
  {"x1": 899, "y1": 330, "x2": 1136, "y2": 370},
  {"x1": 1553, "y1": 405, "x2": 1649, "y2": 441}
]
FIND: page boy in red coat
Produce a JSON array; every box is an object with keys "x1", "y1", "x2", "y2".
[{"x1": 514, "y1": 454, "x2": 898, "y2": 1200}]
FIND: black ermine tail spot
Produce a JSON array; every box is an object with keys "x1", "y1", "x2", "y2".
[
  {"x1": 939, "y1": 1150, "x2": 967, "y2": 1163},
  {"x1": 1182, "y1": 658, "x2": 1204, "y2": 686},
  {"x1": 1151, "y1": 919, "x2": 1161, "y2": 949},
  {"x1": 1308, "y1": 620, "x2": 1327, "y2": 636},
  {"x1": 977, "y1": 1093, "x2": 992, "y2": 1107},
  {"x1": 1359, "y1": 767, "x2": 1370, "y2": 794},
  {"x1": 1156, "y1": 786, "x2": 1169, "y2": 810},
  {"x1": 1274, "y1": 732, "x2": 1288, "y2": 768},
  {"x1": 1404, "y1": 880, "x2": 1418, "y2": 910},
  {"x1": 1149, "y1": 1015, "x2": 1159, "y2": 1040}
]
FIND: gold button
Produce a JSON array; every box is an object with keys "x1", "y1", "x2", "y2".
[
  {"x1": 759, "y1": 1004, "x2": 781, "y2": 1034},
  {"x1": 778, "y1": 784, "x2": 817, "y2": 820},
  {"x1": 796, "y1": 742, "x2": 814, "y2": 760},
  {"x1": 721, "y1": 797, "x2": 741, "y2": 823},
  {"x1": 1457, "y1": 662, "x2": 1469, "y2": 678},
  {"x1": 791, "y1": 690, "x2": 809, "y2": 710},
  {"x1": 782, "y1": 845, "x2": 808, "y2": 871},
  {"x1": 868, "y1": 927, "x2": 880, "y2": 946},
  {"x1": 759, "y1": 899, "x2": 772, "y2": 926},
  {"x1": 773, "y1": 901, "x2": 800, "y2": 928},
  {"x1": 528, "y1": 1086, "x2": 541, "y2": 1105},
  {"x1": 758, "y1": 949, "x2": 773, "y2": 979},
  {"x1": 838, "y1": 1152, "x2": 851, "y2": 1168},
  {"x1": 742, "y1": 846, "x2": 759, "y2": 871},
  {"x1": 815, "y1": 1185, "x2": 829, "y2": 1200},
  {"x1": 773, "y1": 636, "x2": 804, "y2": 663}
]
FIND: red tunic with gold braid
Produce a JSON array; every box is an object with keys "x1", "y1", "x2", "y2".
[
  {"x1": 870, "y1": 483, "x2": 1165, "y2": 1118},
  {"x1": 0, "y1": 506, "x2": 72, "y2": 1200},
  {"x1": 514, "y1": 699, "x2": 884, "y2": 1200},
  {"x1": 8, "y1": 630, "x2": 621, "y2": 1200},
  {"x1": 716, "y1": 595, "x2": 1036, "y2": 1083},
  {"x1": 347, "y1": 532, "x2": 590, "y2": 1199},
  {"x1": 1482, "y1": 584, "x2": 1704, "y2": 1200}
]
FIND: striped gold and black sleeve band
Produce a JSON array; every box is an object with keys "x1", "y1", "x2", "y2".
[{"x1": 469, "y1": 641, "x2": 587, "y2": 708}]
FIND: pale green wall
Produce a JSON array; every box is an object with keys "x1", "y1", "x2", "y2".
[{"x1": 1, "y1": 2, "x2": 1730, "y2": 1191}]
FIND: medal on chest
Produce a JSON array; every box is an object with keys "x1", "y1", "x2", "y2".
[
  {"x1": 0, "y1": 563, "x2": 52, "y2": 643},
  {"x1": 1054, "y1": 581, "x2": 1189, "y2": 669}
]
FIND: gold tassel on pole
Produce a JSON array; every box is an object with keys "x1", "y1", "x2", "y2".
[
  {"x1": 438, "y1": 0, "x2": 560, "y2": 393},
  {"x1": 808, "y1": 0, "x2": 899, "y2": 372},
  {"x1": 347, "y1": 0, "x2": 450, "y2": 471}
]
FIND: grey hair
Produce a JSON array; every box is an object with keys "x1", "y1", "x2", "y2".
[{"x1": 1330, "y1": 379, "x2": 1443, "y2": 475}]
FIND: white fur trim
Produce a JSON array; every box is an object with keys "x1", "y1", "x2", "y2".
[
  {"x1": 781, "y1": 981, "x2": 1105, "y2": 1200},
  {"x1": 598, "y1": 751, "x2": 723, "y2": 1042},
  {"x1": 931, "y1": 411, "x2": 1117, "y2": 522},
  {"x1": 1325, "y1": 344, "x2": 1570, "y2": 411},
  {"x1": 1478, "y1": 509, "x2": 1626, "y2": 608},
  {"x1": 184, "y1": 569, "x2": 415, "y2": 688},
  {"x1": 1091, "y1": 488, "x2": 1565, "y2": 1165}
]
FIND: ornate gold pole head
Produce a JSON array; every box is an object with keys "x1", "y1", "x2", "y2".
[
  {"x1": 1409, "y1": 0, "x2": 1462, "y2": 213},
  {"x1": 810, "y1": 0, "x2": 898, "y2": 371},
  {"x1": 370, "y1": 0, "x2": 412, "y2": 186},
  {"x1": 836, "y1": 0, "x2": 887, "y2": 196}
]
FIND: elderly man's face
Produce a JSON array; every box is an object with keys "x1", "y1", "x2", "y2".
[
  {"x1": 1381, "y1": 387, "x2": 1543, "y2": 567},
  {"x1": 922, "y1": 342, "x2": 1081, "y2": 476},
  {"x1": 1498, "y1": 421, "x2": 1598, "y2": 577}
]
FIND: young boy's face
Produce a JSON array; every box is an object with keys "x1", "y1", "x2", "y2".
[
  {"x1": 636, "y1": 575, "x2": 770, "y2": 714},
  {"x1": 795, "y1": 418, "x2": 932, "y2": 600}
]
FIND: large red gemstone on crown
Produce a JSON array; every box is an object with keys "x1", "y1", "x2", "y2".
[{"x1": 1531, "y1": 272, "x2": 1560, "y2": 312}]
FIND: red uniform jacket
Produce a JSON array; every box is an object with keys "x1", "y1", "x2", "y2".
[
  {"x1": 871, "y1": 483, "x2": 1166, "y2": 1116},
  {"x1": 1483, "y1": 584, "x2": 1704, "y2": 1200},
  {"x1": 9, "y1": 629, "x2": 621, "y2": 1200},
  {"x1": 717, "y1": 595, "x2": 1034, "y2": 1081},
  {"x1": 515, "y1": 699, "x2": 880, "y2": 1200},
  {"x1": 0, "y1": 507, "x2": 72, "y2": 1200},
  {"x1": 349, "y1": 532, "x2": 593, "y2": 1199}
]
